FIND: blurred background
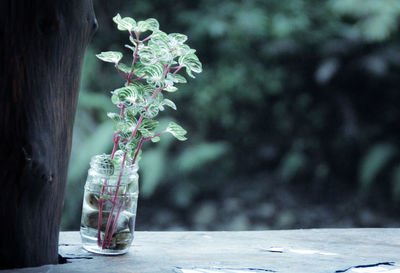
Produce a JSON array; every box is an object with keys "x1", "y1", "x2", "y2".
[{"x1": 62, "y1": 0, "x2": 400, "y2": 231}]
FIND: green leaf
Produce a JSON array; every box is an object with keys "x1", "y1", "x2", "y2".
[
  {"x1": 115, "y1": 86, "x2": 136, "y2": 107},
  {"x1": 118, "y1": 141, "x2": 129, "y2": 153},
  {"x1": 126, "y1": 138, "x2": 140, "y2": 153},
  {"x1": 143, "y1": 63, "x2": 164, "y2": 77},
  {"x1": 165, "y1": 73, "x2": 179, "y2": 86},
  {"x1": 143, "y1": 63, "x2": 166, "y2": 88},
  {"x1": 149, "y1": 38, "x2": 172, "y2": 62},
  {"x1": 139, "y1": 119, "x2": 159, "y2": 138},
  {"x1": 107, "y1": 112, "x2": 123, "y2": 122},
  {"x1": 168, "y1": 33, "x2": 188, "y2": 44},
  {"x1": 118, "y1": 63, "x2": 132, "y2": 73},
  {"x1": 172, "y1": 74, "x2": 187, "y2": 83},
  {"x1": 151, "y1": 136, "x2": 161, "y2": 143},
  {"x1": 125, "y1": 44, "x2": 135, "y2": 51},
  {"x1": 175, "y1": 44, "x2": 196, "y2": 57},
  {"x1": 115, "y1": 120, "x2": 137, "y2": 137},
  {"x1": 151, "y1": 31, "x2": 169, "y2": 42},
  {"x1": 162, "y1": 99, "x2": 177, "y2": 110},
  {"x1": 135, "y1": 20, "x2": 154, "y2": 33},
  {"x1": 96, "y1": 51, "x2": 123, "y2": 64},
  {"x1": 132, "y1": 62, "x2": 146, "y2": 77},
  {"x1": 163, "y1": 85, "x2": 178, "y2": 92},
  {"x1": 125, "y1": 108, "x2": 138, "y2": 122},
  {"x1": 138, "y1": 46, "x2": 157, "y2": 65},
  {"x1": 92, "y1": 154, "x2": 114, "y2": 175},
  {"x1": 178, "y1": 53, "x2": 202, "y2": 78},
  {"x1": 140, "y1": 103, "x2": 160, "y2": 119},
  {"x1": 111, "y1": 95, "x2": 119, "y2": 105},
  {"x1": 145, "y1": 18, "x2": 159, "y2": 32},
  {"x1": 118, "y1": 132, "x2": 140, "y2": 154},
  {"x1": 113, "y1": 13, "x2": 136, "y2": 32},
  {"x1": 166, "y1": 122, "x2": 187, "y2": 141},
  {"x1": 165, "y1": 73, "x2": 186, "y2": 87},
  {"x1": 114, "y1": 84, "x2": 145, "y2": 107}
]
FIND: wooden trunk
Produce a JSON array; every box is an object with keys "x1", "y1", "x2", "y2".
[{"x1": 0, "y1": 0, "x2": 97, "y2": 269}]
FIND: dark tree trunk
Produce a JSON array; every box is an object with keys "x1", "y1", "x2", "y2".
[{"x1": 0, "y1": 0, "x2": 97, "y2": 269}]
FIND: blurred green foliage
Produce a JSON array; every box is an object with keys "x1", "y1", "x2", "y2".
[{"x1": 62, "y1": 0, "x2": 400, "y2": 230}]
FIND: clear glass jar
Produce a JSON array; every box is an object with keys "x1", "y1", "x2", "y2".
[{"x1": 80, "y1": 155, "x2": 139, "y2": 255}]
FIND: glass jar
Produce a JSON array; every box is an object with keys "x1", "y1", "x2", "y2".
[{"x1": 80, "y1": 155, "x2": 139, "y2": 255}]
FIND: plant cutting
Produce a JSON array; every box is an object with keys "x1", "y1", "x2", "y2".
[{"x1": 80, "y1": 14, "x2": 202, "y2": 255}]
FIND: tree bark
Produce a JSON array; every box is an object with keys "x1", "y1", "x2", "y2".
[{"x1": 0, "y1": 0, "x2": 97, "y2": 269}]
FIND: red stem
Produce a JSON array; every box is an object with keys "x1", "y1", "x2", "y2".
[
  {"x1": 98, "y1": 42, "x2": 170, "y2": 248},
  {"x1": 115, "y1": 64, "x2": 128, "y2": 80},
  {"x1": 102, "y1": 152, "x2": 127, "y2": 249},
  {"x1": 132, "y1": 138, "x2": 144, "y2": 165},
  {"x1": 124, "y1": 85, "x2": 160, "y2": 147},
  {"x1": 163, "y1": 64, "x2": 169, "y2": 77},
  {"x1": 128, "y1": 66, "x2": 169, "y2": 166},
  {"x1": 130, "y1": 116, "x2": 143, "y2": 140},
  {"x1": 173, "y1": 66, "x2": 183, "y2": 74},
  {"x1": 110, "y1": 134, "x2": 120, "y2": 160},
  {"x1": 132, "y1": 75, "x2": 145, "y2": 82},
  {"x1": 128, "y1": 40, "x2": 139, "y2": 82},
  {"x1": 98, "y1": 35, "x2": 141, "y2": 247},
  {"x1": 96, "y1": 33, "x2": 141, "y2": 248},
  {"x1": 143, "y1": 130, "x2": 166, "y2": 142},
  {"x1": 151, "y1": 88, "x2": 161, "y2": 99},
  {"x1": 142, "y1": 35, "x2": 152, "y2": 42},
  {"x1": 104, "y1": 199, "x2": 124, "y2": 248},
  {"x1": 97, "y1": 84, "x2": 128, "y2": 247}
]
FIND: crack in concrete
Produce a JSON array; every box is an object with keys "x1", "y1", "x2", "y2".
[{"x1": 335, "y1": 262, "x2": 395, "y2": 273}]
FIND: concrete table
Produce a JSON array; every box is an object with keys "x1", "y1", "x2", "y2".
[{"x1": 1, "y1": 229, "x2": 400, "y2": 273}]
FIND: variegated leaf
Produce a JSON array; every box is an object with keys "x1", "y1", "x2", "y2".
[
  {"x1": 113, "y1": 14, "x2": 136, "y2": 32},
  {"x1": 166, "y1": 122, "x2": 187, "y2": 141},
  {"x1": 162, "y1": 99, "x2": 177, "y2": 110},
  {"x1": 96, "y1": 51, "x2": 123, "y2": 64},
  {"x1": 139, "y1": 119, "x2": 159, "y2": 138}
]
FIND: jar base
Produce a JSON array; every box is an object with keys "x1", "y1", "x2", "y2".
[
  {"x1": 82, "y1": 243, "x2": 130, "y2": 255},
  {"x1": 80, "y1": 227, "x2": 132, "y2": 255}
]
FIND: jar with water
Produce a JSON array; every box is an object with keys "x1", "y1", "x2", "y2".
[{"x1": 80, "y1": 154, "x2": 139, "y2": 255}]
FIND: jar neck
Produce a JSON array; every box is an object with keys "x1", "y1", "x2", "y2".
[{"x1": 88, "y1": 154, "x2": 139, "y2": 184}]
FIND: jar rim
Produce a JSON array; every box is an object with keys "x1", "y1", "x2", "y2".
[{"x1": 89, "y1": 154, "x2": 139, "y2": 179}]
